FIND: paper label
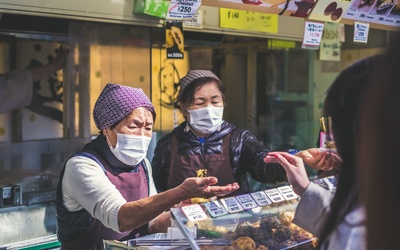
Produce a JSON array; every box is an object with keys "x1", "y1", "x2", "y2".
[
  {"x1": 183, "y1": 10, "x2": 203, "y2": 29},
  {"x1": 203, "y1": 200, "x2": 229, "y2": 217},
  {"x1": 264, "y1": 188, "x2": 285, "y2": 203},
  {"x1": 167, "y1": 0, "x2": 202, "y2": 20},
  {"x1": 353, "y1": 22, "x2": 369, "y2": 43},
  {"x1": 324, "y1": 176, "x2": 337, "y2": 189},
  {"x1": 235, "y1": 194, "x2": 259, "y2": 210},
  {"x1": 250, "y1": 191, "x2": 273, "y2": 206},
  {"x1": 220, "y1": 197, "x2": 244, "y2": 213},
  {"x1": 181, "y1": 204, "x2": 208, "y2": 222},
  {"x1": 302, "y1": 21, "x2": 324, "y2": 50},
  {"x1": 277, "y1": 186, "x2": 298, "y2": 200},
  {"x1": 313, "y1": 178, "x2": 330, "y2": 190}
]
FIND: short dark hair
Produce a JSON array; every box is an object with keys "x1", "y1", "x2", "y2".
[{"x1": 178, "y1": 77, "x2": 225, "y2": 107}]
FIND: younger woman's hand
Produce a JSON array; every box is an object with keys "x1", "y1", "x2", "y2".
[{"x1": 264, "y1": 152, "x2": 310, "y2": 196}]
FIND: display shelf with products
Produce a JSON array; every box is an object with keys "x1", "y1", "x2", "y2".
[
  {"x1": 105, "y1": 176, "x2": 337, "y2": 250},
  {"x1": 168, "y1": 185, "x2": 315, "y2": 250}
]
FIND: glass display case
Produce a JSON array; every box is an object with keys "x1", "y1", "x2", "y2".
[
  {"x1": 167, "y1": 187, "x2": 314, "y2": 250},
  {"x1": 108, "y1": 176, "x2": 337, "y2": 250}
]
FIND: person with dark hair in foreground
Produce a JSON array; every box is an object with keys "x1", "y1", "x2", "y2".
[
  {"x1": 358, "y1": 33, "x2": 400, "y2": 250},
  {"x1": 265, "y1": 55, "x2": 385, "y2": 249}
]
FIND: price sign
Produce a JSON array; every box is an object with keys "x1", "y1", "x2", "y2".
[
  {"x1": 277, "y1": 186, "x2": 298, "y2": 201},
  {"x1": 250, "y1": 191, "x2": 272, "y2": 206},
  {"x1": 220, "y1": 197, "x2": 244, "y2": 213},
  {"x1": 167, "y1": 0, "x2": 202, "y2": 20},
  {"x1": 181, "y1": 204, "x2": 208, "y2": 222},
  {"x1": 302, "y1": 21, "x2": 324, "y2": 50},
  {"x1": 203, "y1": 200, "x2": 228, "y2": 217},
  {"x1": 264, "y1": 188, "x2": 285, "y2": 203},
  {"x1": 353, "y1": 22, "x2": 369, "y2": 44},
  {"x1": 313, "y1": 178, "x2": 330, "y2": 190},
  {"x1": 235, "y1": 194, "x2": 258, "y2": 210},
  {"x1": 324, "y1": 176, "x2": 337, "y2": 190}
]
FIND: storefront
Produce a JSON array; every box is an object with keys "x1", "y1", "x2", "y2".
[{"x1": 0, "y1": 0, "x2": 397, "y2": 248}]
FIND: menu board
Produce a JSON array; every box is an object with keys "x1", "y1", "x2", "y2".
[{"x1": 343, "y1": 0, "x2": 400, "y2": 27}]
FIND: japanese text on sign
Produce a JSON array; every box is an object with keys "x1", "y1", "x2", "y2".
[
  {"x1": 220, "y1": 8, "x2": 278, "y2": 34},
  {"x1": 167, "y1": 0, "x2": 202, "y2": 20},
  {"x1": 302, "y1": 21, "x2": 324, "y2": 50},
  {"x1": 353, "y1": 22, "x2": 369, "y2": 44}
]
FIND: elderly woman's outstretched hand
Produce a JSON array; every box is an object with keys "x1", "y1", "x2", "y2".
[
  {"x1": 264, "y1": 152, "x2": 310, "y2": 196},
  {"x1": 178, "y1": 177, "x2": 239, "y2": 199}
]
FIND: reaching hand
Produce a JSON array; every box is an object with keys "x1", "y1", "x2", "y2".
[
  {"x1": 295, "y1": 148, "x2": 342, "y2": 171},
  {"x1": 264, "y1": 152, "x2": 310, "y2": 196},
  {"x1": 178, "y1": 177, "x2": 239, "y2": 200}
]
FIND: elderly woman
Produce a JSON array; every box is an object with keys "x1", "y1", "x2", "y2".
[
  {"x1": 56, "y1": 83, "x2": 239, "y2": 249},
  {"x1": 152, "y1": 70, "x2": 340, "y2": 197}
]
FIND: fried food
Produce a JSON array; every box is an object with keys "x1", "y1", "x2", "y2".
[
  {"x1": 278, "y1": 211, "x2": 294, "y2": 226},
  {"x1": 233, "y1": 237, "x2": 256, "y2": 250},
  {"x1": 170, "y1": 26, "x2": 184, "y2": 53},
  {"x1": 165, "y1": 29, "x2": 175, "y2": 48}
]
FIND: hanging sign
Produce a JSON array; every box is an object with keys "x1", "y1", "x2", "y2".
[
  {"x1": 302, "y1": 21, "x2": 324, "y2": 50},
  {"x1": 166, "y1": 21, "x2": 185, "y2": 59},
  {"x1": 183, "y1": 10, "x2": 203, "y2": 29},
  {"x1": 343, "y1": 0, "x2": 400, "y2": 27},
  {"x1": 353, "y1": 21, "x2": 370, "y2": 43},
  {"x1": 308, "y1": 0, "x2": 352, "y2": 23},
  {"x1": 220, "y1": 8, "x2": 278, "y2": 33},
  {"x1": 320, "y1": 22, "x2": 341, "y2": 61},
  {"x1": 166, "y1": 0, "x2": 202, "y2": 20}
]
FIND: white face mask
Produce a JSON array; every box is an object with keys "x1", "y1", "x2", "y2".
[
  {"x1": 187, "y1": 106, "x2": 224, "y2": 135},
  {"x1": 107, "y1": 130, "x2": 151, "y2": 166}
]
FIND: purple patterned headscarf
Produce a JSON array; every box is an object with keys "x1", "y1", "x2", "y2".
[{"x1": 93, "y1": 83, "x2": 154, "y2": 130}]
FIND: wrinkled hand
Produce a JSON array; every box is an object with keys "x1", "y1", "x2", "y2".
[
  {"x1": 264, "y1": 152, "x2": 309, "y2": 196},
  {"x1": 54, "y1": 45, "x2": 69, "y2": 70},
  {"x1": 294, "y1": 148, "x2": 342, "y2": 171},
  {"x1": 178, "y1": 177, "x2": 239, "y2": 200}
]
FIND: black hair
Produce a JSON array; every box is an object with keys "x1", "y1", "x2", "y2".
[
  {"x1": 178, "y1": 77, "x2": 225, "y2": 107},
  {"x1": 318, "y1": 55, "x2": 383, "y2": 245}
]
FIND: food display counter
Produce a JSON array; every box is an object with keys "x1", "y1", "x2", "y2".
[{"x1": 105, "y1": 176, "x2": 337, "y2": 250}]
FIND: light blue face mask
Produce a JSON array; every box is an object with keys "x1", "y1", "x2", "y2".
[
  {"x1": 187, "y1": 106, "x2": 224, "y2": 135},
  {"x1": 107, "y1": 130, "x2": 151, "y2": 166}
]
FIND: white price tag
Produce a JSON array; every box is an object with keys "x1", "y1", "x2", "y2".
[
  {"x1": 277, "y1": 186, "x2": 298, "y2": 201},
  {"x1": 302, "y1": 21, "x2": 324, "y2": 50},
  {"x1": 313, "y1": 178, "x2": 330, "y2": 190},
  {"x1": 353, "y1": 22, "x2": 369, "y2": 44},
  {"x1": 183, "y1": 11, "x2": 203, "y2": 29},
  {"x1": 235, "y1": 194, "x2": 258, "y2": 210},
  {"x1": 181, "y1": 204, "x2": 208, "y2": 222},
  {"x1": 250, "y1": 191, "x2": 272, "y2": 206},
  {"x1": 167, "y1": 0, "x2": 202, "y2": 20},
  {"x1": 264, "y1": 188, "x2": 285, "y2": 203},
  {"x1": 324, "y1": 176, "x2": 337, "y2": 190},
  {"x1": 203, "y1": 200, "x2": 228, "y2": 217},
  {"x1": 220, "y1": 197, "x2": 244, "y2": 213}
]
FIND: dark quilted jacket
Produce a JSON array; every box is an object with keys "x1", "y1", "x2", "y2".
[{"x1": 152, "y1": 121, "x2": 287, "y2": 194}]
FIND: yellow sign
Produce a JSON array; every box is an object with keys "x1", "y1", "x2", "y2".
[
  {"x1": 268, "y1": 39, "x2": 296, "y2": 49},
  {"x1": 219, "y1": 8, "x2": 278, "y2": 34}
]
